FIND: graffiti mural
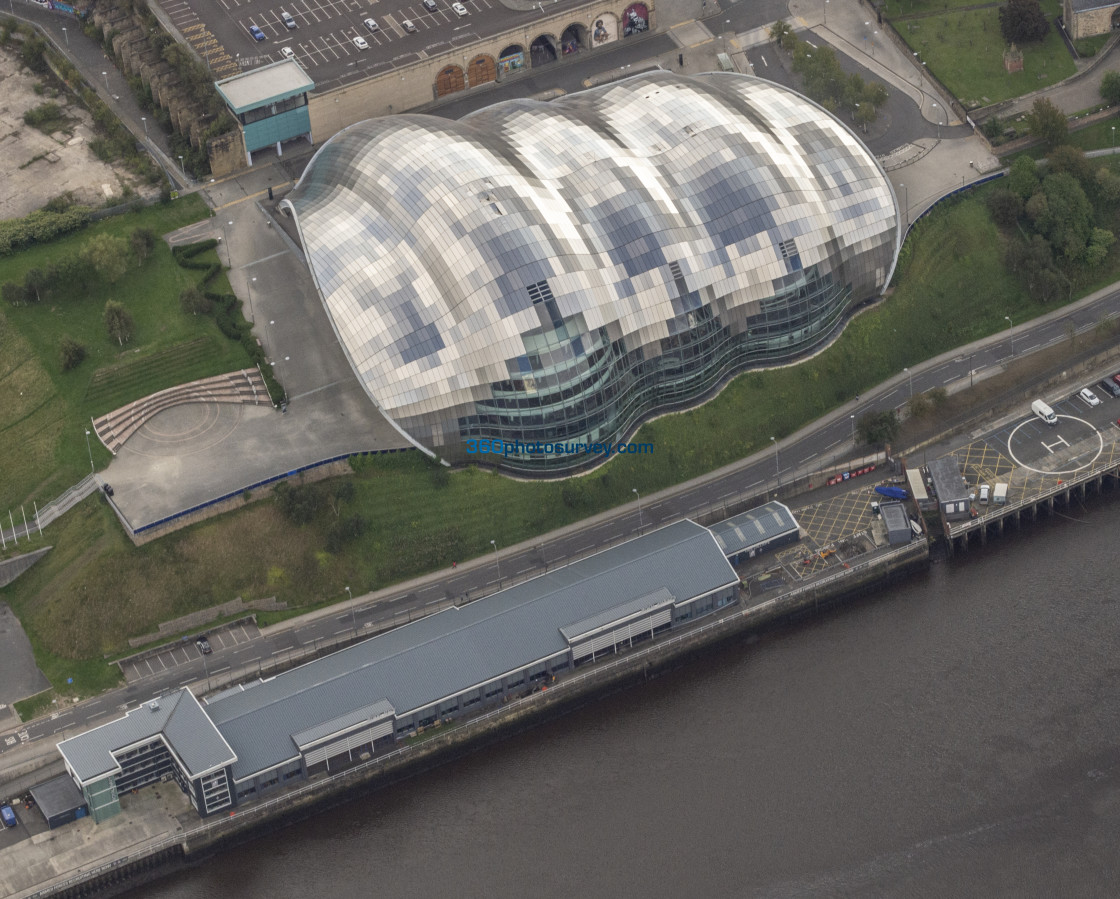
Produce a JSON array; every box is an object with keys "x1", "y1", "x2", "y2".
[
  {"x1": 591, "y1": 14, "x2": 619, "y2": 46},
  {"x1": 498, "y1": 45, "x2": 526, "y2": 75},
  {"x1": 623, "y1": 3, "x2": 649, "y2": 36}
]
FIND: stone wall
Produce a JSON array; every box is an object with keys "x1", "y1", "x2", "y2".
[{"x1": 1068, "y1": 2, "x2": 1119, "y2": 40}]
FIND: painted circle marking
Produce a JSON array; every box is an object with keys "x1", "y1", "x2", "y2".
[{"x1": 1006, "y1": 414, "x2": 1102, "y2": 475}]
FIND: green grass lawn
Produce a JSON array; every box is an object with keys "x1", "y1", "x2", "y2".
[
  {"x1": 0, "y1": 196, "x2": 256, "y2": 510},
  {"x1": 1004, "y1": 116, "x2": 1120, "y2": 159},
  {"x1": 891, "y1": 0, "x2": 1075, "y2": 107}
]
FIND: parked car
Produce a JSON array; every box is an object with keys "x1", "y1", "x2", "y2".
[
  {"x1": 280, "y1": 46, "x2": 296, "y2": 59},
  {"x1": 1, "y1": 805, "x2": 16, "y2": 828},
  {"x1": 281, "y1": 10, "x2": 297, "y2": 28},
  {"x1": 353, "y1": 35, "x2": 369, "y2": 49},
  {"x1": 452, "y1": 2, "x2": 468, "y2": 15},
  {"x1": 196, "y1": 636, "x2": 212, "y2": 655},
  {"x1": 102, "y1": 483, "x2": 114, "y2": 497},
  {"x1": 979, "y1": 484, "x2": 990, "y2": 504},
  {"x1": 401, "y1": 19, "x2": 417, "y2": 32},
  {"x1": 1098, "y1": 378, "x2": 1120, "y2": 398},
  {"x1": 1112, "y1": 372, "x2": 1120, "y2": 387},
  {"x1": 363, "y1": 17, "x2": 379, "y2": 31},
  {"x1": 423, "y1": 0, "x2": 438, "y2": 10},
  {"x1": 249, "y1": 24, "x2": 266, "y2": 41},
  {"x1": 1079, "y1": 387, "x2": 1101, "y2": 407}
]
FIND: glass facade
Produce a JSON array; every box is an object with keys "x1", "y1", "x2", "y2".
[{"x1": 282, "y1": 71, "x2": 899, "y2": 474}]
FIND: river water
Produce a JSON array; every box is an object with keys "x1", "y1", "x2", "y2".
[{"x1": 128, "y1": 491, "x2": 1120, "y2": 898}]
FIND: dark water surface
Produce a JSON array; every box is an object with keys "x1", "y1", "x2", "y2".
[{"x1": 129, "y1": 495, "x2": 1120, "y2": 898}]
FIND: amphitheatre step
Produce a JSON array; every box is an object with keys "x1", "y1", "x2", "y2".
[{"x1": 91, "y1": 368, "x2": 270, "y2": 454}]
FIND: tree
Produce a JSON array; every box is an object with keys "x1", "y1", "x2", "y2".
[
  {"x1": 999, "y1": 0, "x2": 1050, "y2": 44},
  {"x1": 179, "y1": 284, "x2": 211, "y2": 315},
  {"x1": 1007, "y1": 154, "x2": 1039, "y2": 199},
  {"x1": 46, "y1": 256, "x2": 93, "y2": 298},
  {"x1": 81, "y1": 233, "x2": 129, "y2": 283},
  {"x1": 2, "y1": 280, "x2": 28, "y2": 306},
  {"x1": 1094, "y1": 168, "x2": 1120, "y2": 206},
  {"x1": 1026, "y1": 98, "x2": 1068, "y2": 151},
  {"x1": 103, "y1": 300, "x2": 134, "y2": 346},
  {"x1": 273, "y1": 481, "x2": 321, "y2": 524},
  {"x1": 1083, "y1": 228, "x2": 1116, "y2": 267},
  {"x1": 1036, "y1": 172, "x2": 1092, "y2": 260},
  {"x1": 23, "y1": 267, "x2": 47, "y2": 303},
  {"x1": 59, "y1": 336, "x2": 86, "y2": 371},
  {"x1": 1046, "y1": 145, "x2": 1092, "y2": 187},
  {"x1": 769, "y1": 19, "x2": 794, "y2": 47},
  {"x1": 986, "y1": 189, "x2": 1024, "y2": 227},
  {"x1": 1100, "y1": 70, "x2": 1120, "y2": 106},
  {"x1": 857, "y1": 410, "x2": 900, "y2": 446},
  {"x1": 130, "y1": 227, "x2": 156, "y2": 265}
]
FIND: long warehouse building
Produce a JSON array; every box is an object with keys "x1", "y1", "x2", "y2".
[{"x1": 58, "y1": 520, "x2": 740, "y2": 821}]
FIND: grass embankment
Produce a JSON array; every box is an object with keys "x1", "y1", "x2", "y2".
[
  {"x1": 1005, "y1": 116, "x2": 1120, "y2": 159},
  {"x1": 886, "y1": 0, "x2": 1075, "y2": 107},
  {"x1": 0, "y1": 195, "x2": 250, "y2": 511}
]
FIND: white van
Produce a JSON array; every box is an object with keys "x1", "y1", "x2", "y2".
[{"x1": 1031, "y1": 399, "x2": 1057, "y2": 425}]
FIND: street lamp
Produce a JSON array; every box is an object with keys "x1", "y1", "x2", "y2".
[
  {"x1": 823, "y1": 0, "x2": 828, "y2": 24},
  {"x1": 900, "y1": 182, "x2": 908, "y2": 226},
  {"x1": 247, "y1": 276, "x2": 257, "y2": 324},
  {"x1": 770, "y1": 436, "x2": 781, "y2": 489},
  {"x1": 102, "y1": 71, "x2": 110, "y2": 93},
  {"x1": 84, "y1": 429, "x2": 94, "y2": 473},
  {"x1": 904, "y1": 366, "x2": 913, "y2": 399},
  {"x1": 226, "y1": 220, "x2": 234, "y2": 267},
  {"x1": 1005, "y1": 315, "x2": 1015, "y2": 357},
  {"x1": 490, "y1": 539, "x2": 501, "y2": 583},
  {"x1": 61, "y1": 26, "x2": 69, "y2": 47},
  {"x1": 1112, "y1": 126, "x2": 1116, "y2": 152},
  {"x1": 632, "y1": 487, "x2": 644, "y2": 534},
  {"x1": 178, "y1": 155, "x2": 186, "y2": 179},
  {"x1": 931, "y1": 103, "x2": 941, "y2": 140},
  {"x1": 140, "y1": 116, "x2": 148, "y2": 140},
  {"x1": 345, "y1": 586, "x2": 355, "y2": 635},
  {"x1": 850, "y1": 414, "x2": 856, "y2": 443}
]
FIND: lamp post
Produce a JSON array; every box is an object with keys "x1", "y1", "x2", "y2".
[
  {"x1": 102, "y1": 70, "x2": 110, "y2": 93},
  {"x1": 84, "y1": 429, "x2": 94, "y2": 473},
  {"x1": 61, "y1": 27, "x2": 69, "y2": 47},
  {"x1": 850, "y1": 413, "x2": 856, "y2": 443},
  {"x1": 140, "y1": 116, "x2": 148, "y2": 140},
  {"x1": 1005, "y1": 315, "x2": 1015, "y2": 357},
  {"x1": 247, "y1": 276, "x2": 257, "y2": 324},
  {"x1": 178, "y1": 155, "x2": 186, "y2": 181},
  {"x1": 903, "y1": 366, "x2": 913, "y2": 399},
  {"x1": 490, "y1": 539, "x2": 501, "y2": 584},
  {"x1": 226, "y1": 220, "x2": 234, "y2": 267},
  {"x1": 931, "y1": 103, "x2": 941, "y2": 139},
  {"x1": 823, "y1": 0, "x2": 828, "y2": 24},
  {"x1": 632, "y1": 487, "x2": 644, "y2": 534},
  {"x1": 345, "y1": 586, "x2": 355, "y2": 636},
  {"x1": 770, "y1": 436, "x2": 780, "y2": 489},
  {"x1": 900, "y1": 182, "x2": 908, "y2": 226},
  {"x1": 1112, "y1": 126, "x2": 1116, "y2": 153}
]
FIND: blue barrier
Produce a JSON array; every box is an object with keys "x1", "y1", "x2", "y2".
[{"x1": 132, "y1": 446, "x2": 413, "y2": 535}]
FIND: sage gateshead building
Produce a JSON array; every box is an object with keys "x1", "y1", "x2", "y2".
[{"x1": 281, "y1": 71, "x2": 900, "y2": 474}]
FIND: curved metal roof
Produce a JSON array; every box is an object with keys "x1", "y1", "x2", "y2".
[{"x1": 283, "y1": 71, "x2": 898, "y2": 459}]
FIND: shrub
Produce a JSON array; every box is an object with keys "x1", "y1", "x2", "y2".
[
  {"x1": 59, "y1": 336, "x2": 87, "y2": 371},
  {"x1": 179, "y1": 284, "x2": 211, "y2": 315},
  {"x1": 103, "y1": 299, "x2": 134, "y2": 346},
  {"x1": 81, "y1": 233, "x2": 129, "y2": 283},
  {"x1": 130, "y1": 227, "x2": 156, "y2": 265},
  {"x1": 0, "y1": 206, "x2": 91, "y2": 255}
]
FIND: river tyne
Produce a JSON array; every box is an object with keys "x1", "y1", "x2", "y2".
[{"x1": 128, "y1": 490, "x2": 1120, "y2": 898}]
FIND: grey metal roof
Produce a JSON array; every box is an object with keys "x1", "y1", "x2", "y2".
[
  {"x1": 709, "y1": 501, "x2": 799, "y2": 556},
  {"x1": 206, "y1": 520, "x2": 738, "y2": 782},
  {"x1": 560, "y1": 588, "x2": 674, "y2": 643},
  {"x1": 58, "y1": 689, "x2": 236, "y2": 784},
  {"x1": 292, "y1": 699, "x2": 396, "y2": 750},
  {"x1": 927, "y1": 456, "x2": 969, "y2": 503},
  {"x1": 30, "y1": 774, "x2": 86, "y2": 821}
]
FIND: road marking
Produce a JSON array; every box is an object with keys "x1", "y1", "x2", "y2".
[{"x1": 759, "y1": 54, "x2": 767, "y2": 66}]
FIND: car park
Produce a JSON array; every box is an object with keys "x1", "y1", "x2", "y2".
[
  {"x1": 452, "y1": 2, "x2": 468, "y2": 15},
  {"x1": 249, "y1": 24, "x2": 266, "y2": 41},
  {"x1": 280, "y1": 46, "x2": 295, "y2": 59},
  {"x1": 423, "y1": 0, "x2": 438, "y2": 10},
  {"x1": 281, "y1": 10, "x2": 297, "y2": 28},
  {"x1": 353, "y1": 35, "x2": 369, "y2": 49},
  {"x1": 1098, "y1": 378, "x2": 1120, "y2": 398},
  {"x1": 363, "y1": 17, "x2": 379, "y2": 31},
  {"x1": 402, "y1": 19, "x2": 417, "y2": 32},
  {"x1": 1079, "y1": 387, "x2": 1101, "y2": 406},
  {"x1": 196, "y1": 636, "x2": 212, "y2": 655}
]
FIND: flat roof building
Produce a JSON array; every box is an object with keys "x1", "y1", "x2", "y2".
[
  {"x1": 927, "y1": 456, "x2": 972, "y2": 521},
  {"x1": 55, "y1": 520, "x2": 739, "y2": 819},
  {"x1": 215, "y1": 60, "x2": 315, "y2": 167}
]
